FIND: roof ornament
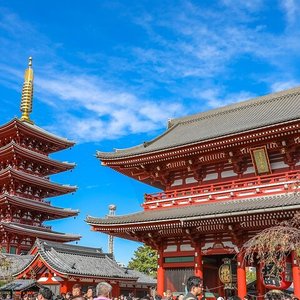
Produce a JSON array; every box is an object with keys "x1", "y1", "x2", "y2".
[{"x1": 20, "y1": 57, "x2": 34, "y2": 124}]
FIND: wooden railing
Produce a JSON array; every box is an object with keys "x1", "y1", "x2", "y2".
[{"x1": 143, "y1": 170, "x2": 300, "y2": 209}]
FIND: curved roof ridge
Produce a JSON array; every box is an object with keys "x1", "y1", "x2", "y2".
[
  {"x1": 169, "y1": 86, "x2": 300, "y2": 127},
  {"x1": 0, "y1": 118, "x2": 75, "y2": 146},
  {"x1": 86, "y1": 192, "x2": 298, "y2": 226},
  {"x1": 0, "y1": 194, "x2": 79, "y2": 214},
  {"x1": 0, "y1": 167, "x2": 77, "y2": 192},
  {"x1": 41, "y1": 246, "x2": 72, "y2": 274},
  {"x1": 0, "y1": 140, "x2": 75, "y2": 167},
  {"x1": 39, "y1": 239, "x2": 103, "y2": 256},
  {"x1": 97, "y1": 123, "x2": 180, "y2": 157}
]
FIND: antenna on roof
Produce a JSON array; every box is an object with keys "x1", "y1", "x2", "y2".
[
  {"x1": 20, "y1": 57, "x2": 34, "y2": 124},
  {"x1": 108, "y1": 204, "x2": 116, "y2": 256}
]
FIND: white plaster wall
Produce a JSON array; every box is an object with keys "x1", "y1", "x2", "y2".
[
  {"x1": 180, "y1": 244, "x2": 195, "y2": 251},
  {"x1": 203, "y1": 173, "x2": 218, "y2": 181}
]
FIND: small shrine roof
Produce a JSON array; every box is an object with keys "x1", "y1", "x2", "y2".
[
  {"x1": 125, "y1": 268, "x2": 156, "y2": 285},
  {"x1": 86, "y1": 193, "x2": 300, "y2": 226},
  {"x1": 0, "y1": 222, "x2": 81, "y2": 242},
  {"x1": 0, "y1": 195, "x2": 79, "y2": 218},
  {"x1": 97, "y1": 86, "x2": 300, "y2": 160},
  {"x1": 15, "y1": 239, "x2": 138, "y2": 279},
  {"x1": 0, "y1": 279, "x2": 42, "y2": 292}
]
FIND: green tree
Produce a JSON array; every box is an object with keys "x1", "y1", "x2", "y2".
[
  {"x1": 0, "y1": 254, "x2": 13, "y2": 286},
  {"x1": 128, "y1": 244, "x2": 158, "y2": 277}
]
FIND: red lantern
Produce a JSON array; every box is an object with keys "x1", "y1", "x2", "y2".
[{"x1": 261, "y1": 257, "x2": 292, "y2": 290}]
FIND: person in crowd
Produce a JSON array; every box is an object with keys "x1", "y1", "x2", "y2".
[
  {"x1": 163, "y1": 291, "x2": 173, "y2": 300},
  {"x1": 37, "y1": 288, "x2": 53, "y2": 300},
  {"x1": 176, "y1": 295, "x2": 184, "y2": 300},
  {"x1": 94, "y1": 282, "x2": 112, "y2": 300},
  {"x1": 72, "y1": 284, "x2": 83, "y2": 299},
  {"x1": 85, "y1": 287, "x2": 94, "y2": 300},
  {"x1": 65, "y1": 293, "x2": 72, "y2": 300},
  {"x1": 183, "y1": 276, "x2": 203, "y2": 300},
  {"x1": 127, "y1": 293, "x2": 134, "y2": 300}
]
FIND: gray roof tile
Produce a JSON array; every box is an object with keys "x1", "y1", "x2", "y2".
[
  {"x1": 97, "y1": 86, "x2": 300, "y2": 159},
  {"x1": 0, "y1": 279, "x2": 42, "y2": 291},
  {"x1": 32, "y1": 239, "x2": 137, "y2": 279},
  {"x1": 86, "y1": 193, "x2": 300, "y2": 225}
]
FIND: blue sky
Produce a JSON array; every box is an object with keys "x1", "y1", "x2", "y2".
[{"x1": 1, "y1": 0, "x2": 300, "y2": 264}]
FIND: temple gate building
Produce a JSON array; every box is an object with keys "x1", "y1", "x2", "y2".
[
  {"x1": 87, "y1": 87, "x2": 300, "y2": 299},
  {"x1": 0, "y1": 58, "x2": 80, "y2": 254}
]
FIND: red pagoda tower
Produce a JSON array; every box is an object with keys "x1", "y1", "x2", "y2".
[
  {"x1": 0, "y1": 58, "x2": 80, "y2": 254},
  {"x1": 87, "y1": 88, "x2": 300, "y2": 299}
]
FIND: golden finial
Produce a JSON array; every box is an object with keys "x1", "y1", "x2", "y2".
[{"x1": 20, "y1": 57, "x2": 34, "y2": 124}]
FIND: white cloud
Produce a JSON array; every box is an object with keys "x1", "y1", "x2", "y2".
[
  {"x1": 1, "y1": 3, "x2": 300, "y2": 144},
  {"x1": 35, "y1": 71, "x2": 184, "y2": 143},
  {"x1": 280, "y1": 0, "x2": 298, "y2": 25},
  {"x1": 270, "y1": 80, "x2": 300, "y2": 92},
  {"x1": 193, "y1": 87, "x2": 256, "y2": 109}
]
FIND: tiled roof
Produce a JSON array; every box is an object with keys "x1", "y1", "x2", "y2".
[
  {"x1": 0, "y1": 279, "x2": 42, "y2": 291},
  {"x1": 0, "y1": 195, "x2": 79, "y2": 218},
  {"x1": 0, "y1": 141, "x2": 75, "y2": 171},
  {"x1": 0, "y1": 222, "x2": 81, "y2": 242},
  {"x1": 86, "y1": 193, "x2": 300, "y2": 225},
  {"x1": 1, "y1": 253, "x2": 33, "y2": 275},
  {"x1": 21, "y1": 239, "x2": 138, "y2": 279},
  {"x1": 0, "y1": 167, "x2": 77, "y2": 194},
  {"x1": 9, "y1": 240, "x2": 155, "y2": 285},
  {"x1": 125, "y1": 269, "x2": 156, "y2": 285},
  {"x1": 97, "y1": 86, "x2": 300, "y2": 159},
  {"x1": 0, "y1": 119, "x2": 75, "y2": 149}
]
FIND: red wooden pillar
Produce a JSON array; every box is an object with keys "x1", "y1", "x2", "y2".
[
  {"x1": 256, "y1": 263, "x2": 265, "y2": 299},
  {"x1": 237, "y1": 252, "x2": 247, "y2": 299},
  {"x1": 111, "y1": 283, "x2": 120, "y2": 298},
  {"x1": 60, "y1": 281, "x2": 68, "y2": 294},
  {"x1": 194, "y1": 244, "x2": 203, "y2": 278},
  {"x1": 157, "y1": 249, "x2": 165, "y2": 296},
  {"x1": 292, "y1": 251, "x2": 300, "y2": 298}
]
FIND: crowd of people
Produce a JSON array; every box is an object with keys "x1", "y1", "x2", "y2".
[{"x1": 1, "y1": 276, "x2": 299, "y2": 300}]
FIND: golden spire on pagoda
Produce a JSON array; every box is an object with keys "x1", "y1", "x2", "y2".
[{"x1": 20, "y1": 57, "x2": 34, "y2": 124}]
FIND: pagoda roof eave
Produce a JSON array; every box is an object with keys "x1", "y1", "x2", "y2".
[
  {"x1": 0, "y1": 141, "x2": 75, "y2": 171},
  {"x1": 0, "y1": 222, "x2": 81, "y2": 242},
  {"x1": 0, "y1": 119, "x2": 75, "y2": 151},
  {"x1": 86, "y1": 193, "x2": 300, "y2": 228},
  {"x1": 0, "y1": 167, "x2": 77, "y2": 195},
  {"x1": 96, "y1": 86, "x2": 300, "y2": 161},
  {"x1": 0, "y1": 195, "x2": 79, "y2": 218}
]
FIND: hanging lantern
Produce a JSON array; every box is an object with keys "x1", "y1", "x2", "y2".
[{"x1": 261, "y1": 256, "x2": 292, "y2": 290}]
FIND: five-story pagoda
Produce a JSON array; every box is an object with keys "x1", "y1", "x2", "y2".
[{"x1": 0, "y1": 58, "x2": 80, "y2": 254}]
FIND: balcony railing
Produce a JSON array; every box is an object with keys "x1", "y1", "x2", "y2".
[{"x1": 143, "y1": 170, "x2": 300, "y2": 210}]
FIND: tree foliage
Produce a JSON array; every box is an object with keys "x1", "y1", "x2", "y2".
[
  {"x1": 128, "y1": 244, "x2": 158, "y2": 277},
  {"x1": 0, "y1": 254, "x2": 13, "y2": 284}
]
